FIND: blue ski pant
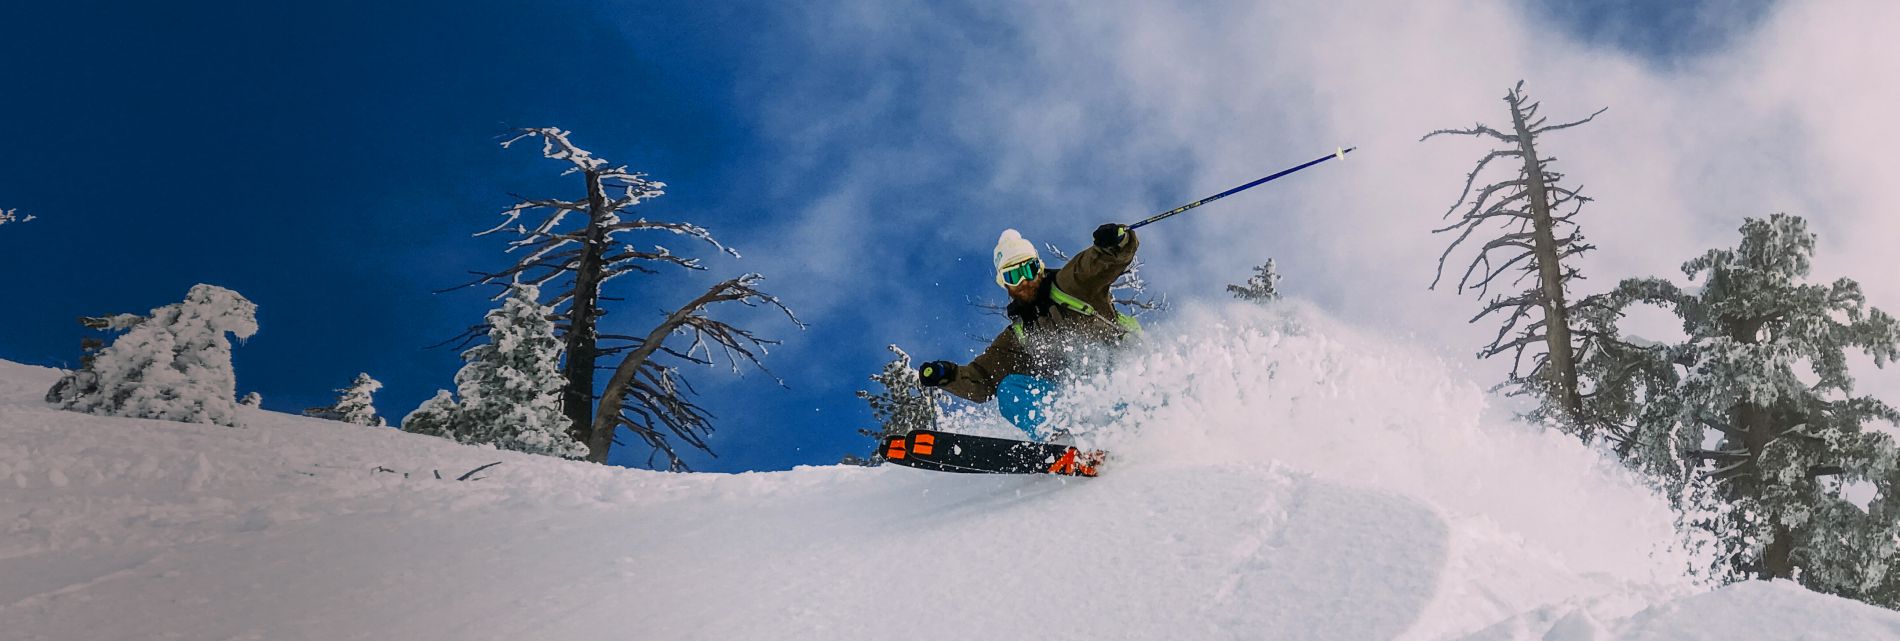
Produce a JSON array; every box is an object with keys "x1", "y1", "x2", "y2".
[{"x1": 997, "y1": 374, "x2": 1055, "y2": 440}]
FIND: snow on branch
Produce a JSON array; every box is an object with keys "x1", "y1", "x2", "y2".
[
  {"x1": 501, "y1": 127, "x2": 610, "y2": 175},
  {"x1": 441, "y1": 128, "x2": 746, "y2": 363},
  {"x1": 0, "y1": 208, "x2": 34, "y2": 226},
  {"x1": 459, "y1": 130, "x2": 732, "y2": 303}
]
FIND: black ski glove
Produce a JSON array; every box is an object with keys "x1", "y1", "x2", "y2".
[
  {"x1": 918, "y1": 361, "x2": 957, "y2": 387},
  {"x1": 1093, "y1": 223, "x2": 1130, "y2": 250}
]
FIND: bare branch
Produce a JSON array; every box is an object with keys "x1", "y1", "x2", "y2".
[
  {"x1": 1420, "y1": 123, "x2": 1517, "y2": 144},
  {"x1": 456, "y1": 462, "x2": 504, "y2": 481},
  {"x1": 1434, "y1": 150, "x2": 1522, "y2": 219},
  {"x1": 586, "y1": 274, "x2": 805, "y2": 467},
  {"x1": 1531, "y1": 107, "x2": 1609, "y2": 135}
]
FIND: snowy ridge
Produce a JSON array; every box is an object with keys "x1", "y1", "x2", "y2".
[{"x1": 5, "y1": 303, "x2": 1900, "y2": 640}]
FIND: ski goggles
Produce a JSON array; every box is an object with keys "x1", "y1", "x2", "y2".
[{"x1": 997, "y1": 258, "x2": 1043, "y2": 287}]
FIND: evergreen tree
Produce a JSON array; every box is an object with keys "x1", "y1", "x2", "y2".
[
  {"x1": 46, "y1": 315, "x2": 141, "y2": 404},
  {"x1": 451, "y1": 128, "x2": 735, "y2": 460},
  {"x1": 1227, "y1": 259, "x2": 1283, "y2": 304},
  {"x1": 1604, "y1": 214, "x2": 1900, "y2": 604},
  {"x1": 455, "y1": 285, "x2": 587, "y2": 459},
  {"x1": 401, "y1": 390, "x2": 461, "y2": 440},
  {"x1": 316, "y1": 373, "x2": 386, "y2": 427},
  {"x1": 857, "y1": 344, "x2": 943, "y2": 455},
  {"x1": 0, "y1": 208, "x2": 31, "y2": 226},
  {"x1": 1422, "y1": 81, "x2": 1609, "y2": 436},
  {"x1": 48, "y1": 284, "x2": 258, "y2": 427},
  {"x1": 239, "y1": 392, "x2": 262, "y2": 407}
]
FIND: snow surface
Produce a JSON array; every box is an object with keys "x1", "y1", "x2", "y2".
[{"x1": 4, "y1": 302, "x2": 1899, "y2": 640}]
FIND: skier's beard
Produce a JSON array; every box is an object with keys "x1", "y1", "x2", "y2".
[{"x1": 1006, "y1": 276, "x2": 1042, "y2": 303}]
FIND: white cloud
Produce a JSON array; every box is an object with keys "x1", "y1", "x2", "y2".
[{"x1": 736, "y1": 0, "x2": 1900, "y2": 402}]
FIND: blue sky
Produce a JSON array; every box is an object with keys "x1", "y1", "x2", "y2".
[{"x1": 2, "y1": 0, "x2": 1856, "y2": 473}]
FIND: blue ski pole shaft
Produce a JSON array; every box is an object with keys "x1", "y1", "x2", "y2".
[{"x1": 1128, "y1": 146, "x2": 1355, "y2": 231}]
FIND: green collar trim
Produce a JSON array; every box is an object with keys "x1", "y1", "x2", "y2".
[
  {"x1": 1010, "y1": 283, "x2": 1142, "y2": 340},
  {"x1": 1048, "y1": 284, "x2": 1097, "y2": 316}
]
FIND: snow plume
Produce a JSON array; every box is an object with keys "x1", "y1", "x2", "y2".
[
  {"x1": 47, "y1": 284, "x2": 257, "y2": 427},
  {"x1": 8, "y1": 325, "x2": 1900, "y2": 638},
  {"x1": 939, "y1": 301, "x2": 1687, "y2": 590}
]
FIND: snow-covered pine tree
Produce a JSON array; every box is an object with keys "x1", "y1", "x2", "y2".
[
  {"x1": 401, "y1": 390, "x2": 461, "y2": 440},
  {"x1": 857, "y1": 344, "x2": 943, "y2": 453},
  {"x1": 239, "y1": 392, "x2": 262, "y2": 407},
  {"x1": 45, "y1": 315, "x2": 142, "y2": 404},
  {"x1": 1227, "y1": 259, "x2": 1283, "y2": 304},
  {"x1": 1603, "y1": 214, "x2": 1900, "y2": 603},
  {"x1": 449, "y1": 128, "x2": 737, "y2": 460},
  {"x1": 1422, "y1": 81, "x2": 1614, "y2": 438},
  {"x1": 48, "y1": 284, "x2": 259, "y2": 427},
  {"x1": 323, "y1": 373, "x2": 387, "y2": 427},
  {"x1": 455, "y1": 285, "x2": 587, "y2": 459},
  {"x1": 0, "y1": 208, "x2": 31, "y2": 226}
]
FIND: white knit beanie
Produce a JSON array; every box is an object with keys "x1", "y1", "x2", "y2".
[{"x1": 993, "y1": 229, "x2": 1040, "y2": 287}]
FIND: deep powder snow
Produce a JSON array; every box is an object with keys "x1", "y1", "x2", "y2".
[{"x1": 3, "y1": 302, "x2": 1898, "y2": 640}]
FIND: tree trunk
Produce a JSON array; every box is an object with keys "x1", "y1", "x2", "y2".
[
  {"x1": 1508, "y1": 94, "x2": 1585, "y2": 421},
  {"x1": 1724, "y1": 317, "x2": 1794, "y2": 579},
  {"x1": 1735, "y1": 397, "x2": 1794, "y2": 579},
  {"x1": 588, "y1": 288, "x2": 722, "y2": 463},
  {"x1": 562, "y1": 169, "x2": 608, "y2": 454}
]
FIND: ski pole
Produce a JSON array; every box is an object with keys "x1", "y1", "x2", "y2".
[{"x1": 1128, "y1": 146, "x2": 1355, "y2": 230}]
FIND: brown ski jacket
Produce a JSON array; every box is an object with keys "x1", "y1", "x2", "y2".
[{"x1": 939, "y1": 230, "x2": 1142, "y2": 403}]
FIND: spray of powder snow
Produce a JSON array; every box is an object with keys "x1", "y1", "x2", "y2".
[{"x1": 946, "y1": 299, "x2": 1690, "y2": 585}]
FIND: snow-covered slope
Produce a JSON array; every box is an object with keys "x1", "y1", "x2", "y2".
[{"x1": 4, "y1": 303, "x2": 1898, "y2": 641}]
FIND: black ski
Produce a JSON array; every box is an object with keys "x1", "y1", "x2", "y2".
[{"x1": 881, "y1": 429, "x2": 1105, "y2": 477}]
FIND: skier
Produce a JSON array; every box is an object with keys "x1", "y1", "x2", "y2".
[
  {"x1": 916, "y1": 223, "x2": 1142, "y2": 440},
  {"x1": 887, "y1": 149, "x2": 1352, "y2": 475}
]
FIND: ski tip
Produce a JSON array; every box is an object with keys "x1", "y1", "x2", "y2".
[{"x1": 1337, "y1": 146, "x2": 1356, "y2": 159}]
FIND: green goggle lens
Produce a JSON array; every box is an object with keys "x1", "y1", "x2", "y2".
[{"x1": 1001, "y1": 259, "x2": 1042, "y2": 286}]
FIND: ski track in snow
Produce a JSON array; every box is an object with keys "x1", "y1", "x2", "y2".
[{"x1": 5, "y1": 302, "x2": 1900, "y2": 640}]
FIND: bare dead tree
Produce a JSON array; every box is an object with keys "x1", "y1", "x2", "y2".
[
  {"x1": 446, "y1": 128, "x2": 738, "y2": 451},
  {"x1": 590, "y1": 274, "x2": 804, "y2": 469},
  {"x1": 1422, "y1": 81, "x2": 1606, "y2": 435}
]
